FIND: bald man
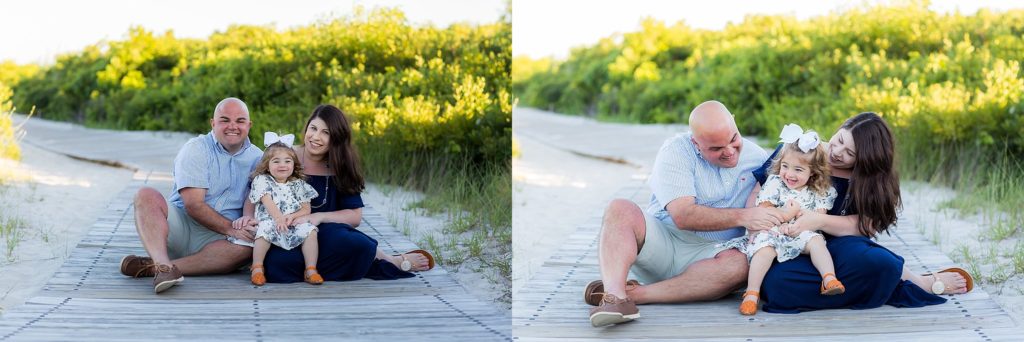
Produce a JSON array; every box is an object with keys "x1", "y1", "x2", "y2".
[
  {"x1": 118, "y1": 97, "x2": 264, "y2": 293},
  {"x1": 587, "y1": 100, "x2": 783, "y2": 327}
]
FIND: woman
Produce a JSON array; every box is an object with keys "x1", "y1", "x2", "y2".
[
  {"x1": 261, "y1": 104, "x2": 434, "y2": 283},
  {"x1": 756, "y1": 112, "x2": 972, "y2": 313}
]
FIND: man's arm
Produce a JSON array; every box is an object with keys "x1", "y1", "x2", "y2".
[
  {"x1": 666, "y1": 196, "x2": 785, "y2": 232},
  {"x1": 180, "y1": 187, "x2": 233, "y2": 235}
]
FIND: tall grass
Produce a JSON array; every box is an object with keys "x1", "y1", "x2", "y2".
[
  {"x1": 360, "y1": 145, "x2": 512, "y2": 297},
  {"x1": 897, "y1": 127, "x2": 1024, "y2": 216},
  {"x1": 898, "y1": 125, "x2": 1024, "y2": 287}
]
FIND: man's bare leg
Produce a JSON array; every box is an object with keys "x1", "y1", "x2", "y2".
[
  {"x1": 598, "y1": 199, "x2": 647, "y2": 299},
  {"x1": 627, "y1": 248, "x2": 748, "y2": 304},
  {"x1": 173, "y1": 240, "x2": 252, "y2": 275},
  {"x1": 134, "y1": 187, "x2": 173, "y2": 265}
]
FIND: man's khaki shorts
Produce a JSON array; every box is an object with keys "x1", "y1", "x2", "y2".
[
  {"x1": 629, "y1": 210, "x2": 729, "y2": 285},
  {"x1": 165, "y1": 200, "x2": 225, "y2": 260}
]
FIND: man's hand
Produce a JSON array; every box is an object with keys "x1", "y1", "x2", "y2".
[
  {"x1": 740, "y1": 207, "x2": 785, "y2": 231},
  {"x1": 232, "y1": 216, "x2": 256, "y2": 231},
  {"x1": 228, "y1": 225, "x2": 255, "y2": 242}
]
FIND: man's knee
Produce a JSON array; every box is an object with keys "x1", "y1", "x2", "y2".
[
  {"x1": 602, "y1": 198, "x2": 645, "y2": 242},
  {"x1": 134, "y1": 187, "x2": 165, "y2": 210},
  {"x1": 202, "y1": 240, "x2": 252, "y2": 272},
  {"x1": 714, "y1": 249, "x2": 750, "y2": 283}
]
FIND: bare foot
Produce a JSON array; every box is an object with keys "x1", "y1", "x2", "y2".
[
  {"x1": 928, "y1": 271, "x2": 969, "y2": 294},
  {"x1": 385, "y1": 252, "x2": 430, "y2": 271}
]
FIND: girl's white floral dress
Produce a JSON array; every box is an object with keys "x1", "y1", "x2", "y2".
[
  {"x1": 249, "y1": 174, "x2": 320, "y2": 250},
  {"x1": 719, "y1": 174, "x2": 838, "y2": 262}
]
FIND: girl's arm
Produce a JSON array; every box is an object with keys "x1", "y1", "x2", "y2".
[
  {"x1": 294, "y1": 202, "x2": 311, "y2": 217},
  {"x1": 261, "y1": 193, "x2": 285, "y2": 223}
]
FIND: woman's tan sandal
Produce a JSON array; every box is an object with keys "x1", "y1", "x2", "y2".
[
  {"x1": 923, "y1": 267, "x2": 974, "y2": 294},
  {"x1": 394, "y1": 249, "x2": 435, "y2": 272}
]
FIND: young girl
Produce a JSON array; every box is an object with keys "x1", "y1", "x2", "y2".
[
  {"x1": 246, "y1": 133, "x2": 323, "y2": 286},
  {"x1": 720, "y1": 124, "x2": 843, "y2": 315}
]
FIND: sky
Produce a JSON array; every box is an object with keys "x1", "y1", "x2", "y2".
[
  {"x1": 513, "y1": 0, "x2": 1024, "y2": 58},
  {"x1": 0, "y1": 0, "x2": 507, "y2": 65}
]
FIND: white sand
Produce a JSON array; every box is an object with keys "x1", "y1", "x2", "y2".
[
  {"x1": 902, "y1": 181, "x2": 1024, "y2": 325},
  {"x1": 362, "y1": 184, "x2": 511, "y2": 312},
  {"x1": 0, "y1": 143, "x2": 134, "y2": 315},
  {"x1": 511, "y1": 134, "x2": 645, "y2": 295}
]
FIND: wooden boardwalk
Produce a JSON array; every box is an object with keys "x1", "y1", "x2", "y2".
[
  {"x1": 512, "y1": 180, "x2": 1022, "y2": 341},
  {"x1": 0, "y1": 171, "x2": 510, "y2": 341}
]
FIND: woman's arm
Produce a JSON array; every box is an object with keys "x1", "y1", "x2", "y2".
[
  {"x1": 788, "y1": 210, "x2": 861, "y2": 236},
  {"x1": 302, "y1": 208, "x2": 363, "y2": 227}
]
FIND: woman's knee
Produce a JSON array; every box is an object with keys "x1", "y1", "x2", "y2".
[
  {"x1": 322, "y1": 226, "x2": 375, "y2": 255},
  {"x1": 848, "y1": 246, "x2": 902, "y2": 279}
]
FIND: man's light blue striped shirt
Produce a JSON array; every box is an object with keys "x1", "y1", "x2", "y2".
[
  {"x1": 647, "y1": 132, "x2": 768, "y2": 241},
  {"x1": 168, "y1": 132, "x2": 263, "y2": 221}
]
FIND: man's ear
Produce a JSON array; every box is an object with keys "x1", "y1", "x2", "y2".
[{"x1": 690, "y1": 136, "x2": 699, "y2": 149}]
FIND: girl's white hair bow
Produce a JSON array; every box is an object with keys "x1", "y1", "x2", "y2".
[
  {"x1": 778, "y1": 123, "x2": 820, "y2": 153},
  {"x1": 264, "y1": 132, "x2": 295, "y2": 148}
]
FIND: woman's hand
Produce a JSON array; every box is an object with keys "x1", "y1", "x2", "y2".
[{"x1": 781, "y1": 210, "x2": 823, "y2": 236}]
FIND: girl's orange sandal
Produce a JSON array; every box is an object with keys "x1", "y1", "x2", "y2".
[
  {"x1": 739, "y1": 290, "x2": 760, "y2": 315},
  {"x1": 251, "y1": 264, "x2": 266, "y2": 286},
  {"x1": 820, "y1": 272, "x2": 846, "y2": 295},
  {"x1": 304, "y1": 266, "x2": 324, "y2": 285}
]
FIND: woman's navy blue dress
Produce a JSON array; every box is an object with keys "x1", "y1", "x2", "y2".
[
  {"x1": 263, "y1": 175, "x2": 414, "y2": 283},
  {"x1": 753, "y1": 145, "x2": 945, "y2": 313}
]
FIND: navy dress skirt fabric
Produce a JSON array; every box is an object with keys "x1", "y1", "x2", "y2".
[
  {"x1": 752, "y1": 145, "x2": 945, "y2": 313},
  {"x1": 263, "y1": 175, "x2": 414, "y2": 283}
]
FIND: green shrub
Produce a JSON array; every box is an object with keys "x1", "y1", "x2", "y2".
[
  {"x1": 0, "y1": 81, "x2": 17, "y2": 160},
  {"x1": 514, "y1": 2, "x2": 1024, "y2": 203}
]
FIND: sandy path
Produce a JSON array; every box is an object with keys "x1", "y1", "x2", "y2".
[
  {"x1": 512, "y1": 134, "x2": 643, "y2": 295},
  {"x1": 0, "y1": 143, "x2": 133, "y2": 314}
]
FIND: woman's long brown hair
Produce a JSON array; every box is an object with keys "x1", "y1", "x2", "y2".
[
  {"x1": 304, "y1": 104, "x2": 365, "y2": 195},
  {"x1": 842, "y1": 112, "x2": 901, "y2": 237}
]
